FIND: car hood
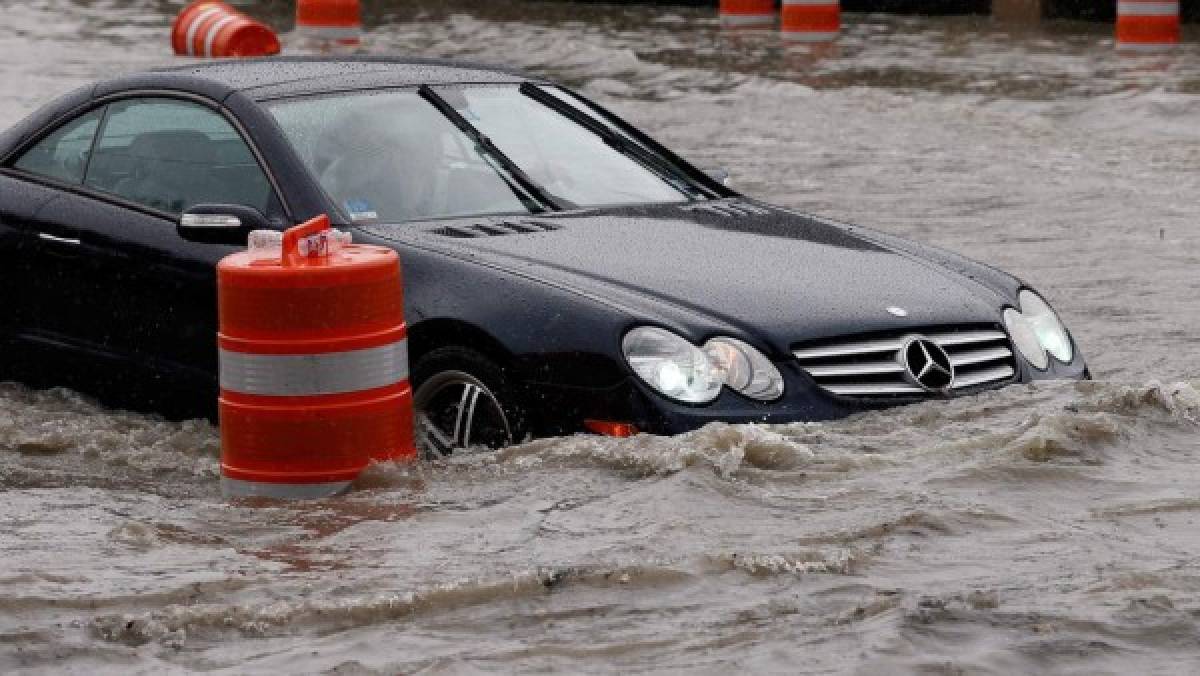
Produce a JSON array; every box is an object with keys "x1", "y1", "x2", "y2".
[{"x1": 362, "y1": 200, "x2": 1013, "y2": 354}]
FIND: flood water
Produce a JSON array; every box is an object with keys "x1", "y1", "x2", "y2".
[{"x1": 3, "y1": 1, "x2": 1200, "y2": 673}]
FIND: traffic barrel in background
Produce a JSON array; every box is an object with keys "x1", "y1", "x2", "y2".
[
  {"x1": 171, "y1": 0, "x2": 281, "y2": 58},
  {"x1": 719, "y1": 0, "x2": 776, "y2": 28},
  {"x1": 1116, "y1": 1, "x2": 1180, "y2": 52},
  {"x1": 296, "y1": 0, "x2": 364, "y2": 46},
  {"x1": 217, "y1": 215, "x2": 414, "y2": 499},
  {"x1": 781, "y1": 0, "x2": 841, "y2": 42}
]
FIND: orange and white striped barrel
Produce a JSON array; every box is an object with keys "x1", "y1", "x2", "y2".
[
  {"x1": 1116, "y1": 1, "x2": 1180, "y2": 52},
  {"x1": 781, "y1": 0, "x2": 840, "y2": 42},
  {"x1": 296, "y1": 0, "x2": 363, "y2": 46},
  {"x1": 171, "y1": 0, "x2": 281, "y2": 58},
  {"x1": 217, "y1": 216, "x2": 414, "y2": 499},
  {"x1": 720, "y1": 0, "x2": 776, "y2": 27}
]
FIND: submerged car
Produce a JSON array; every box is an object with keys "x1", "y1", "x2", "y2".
[{"x1": 0, "y1": 57, "x2": 1087, "y2": 453}]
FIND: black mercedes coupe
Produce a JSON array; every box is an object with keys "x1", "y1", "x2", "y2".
[{"x1": 0, "y1": 57, "x2": 1087, "y2": 453}]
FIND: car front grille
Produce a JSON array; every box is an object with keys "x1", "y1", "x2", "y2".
[{"x1": 792, "y1": 326, "x2": 1017, "y2": 398}]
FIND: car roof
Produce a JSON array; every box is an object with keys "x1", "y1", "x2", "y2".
[
  {"x1": 1, "y1": 56, "x2": 541, "y2": 169},
  {"x1": 110, "y1": 56, "x2": 541, "y2": 102}
]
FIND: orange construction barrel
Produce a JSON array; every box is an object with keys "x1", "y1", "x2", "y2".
[
  {"x1": 171, "y1": 0, "x2": 281, "y2": 58},
  {"x1": 296, "y1": 0, "x2": 364, "y2": 46},
  {"x1": 781, "y1": 0, "x2": 841, "y2": 43},
  {"x1": 1116, "y1": 1, "x2": 1180, "y2": 52},
  {"x1": 217, "y1": 215, "x2": 414, "y2": 499},
  {"x1": 720, "y1": 0, "x2": 776, "y2": 27}
]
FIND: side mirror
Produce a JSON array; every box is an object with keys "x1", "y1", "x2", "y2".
[
  {"x1": 178, "y1": 204, "x2": 272, "y2": 245},
  {"x1": 703, "y1": 167, "x2": 732, "y2": 187}
]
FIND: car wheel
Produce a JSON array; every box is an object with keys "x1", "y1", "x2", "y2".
[{"x1": 411, "y1": 347, "x2": 526, "y2": 459}]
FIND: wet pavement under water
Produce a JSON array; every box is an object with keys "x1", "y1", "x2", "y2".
[{"x1": 2, "y1": 1, "x2": 1200, "y2": 673}]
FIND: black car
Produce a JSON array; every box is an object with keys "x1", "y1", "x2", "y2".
[{"x1": 0, "y1": 57, "x2": 1087, "y2": 453}]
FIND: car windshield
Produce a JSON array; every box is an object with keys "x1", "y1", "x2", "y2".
[{"x1": 269, "y1": 85, "x2": 699, "y2": 224}]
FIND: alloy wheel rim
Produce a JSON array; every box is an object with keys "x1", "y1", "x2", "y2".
[{"x1": 413, "y1": 370, "x2": 513, "y2": 459}]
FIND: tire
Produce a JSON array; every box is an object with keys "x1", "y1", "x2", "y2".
[{"x1": 411, "y1": 347, "x2": 528, "y2": 458}]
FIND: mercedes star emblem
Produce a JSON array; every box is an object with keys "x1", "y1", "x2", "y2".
[{"x1": 899, "y1": 337, "x2": 955, "y2": 392}]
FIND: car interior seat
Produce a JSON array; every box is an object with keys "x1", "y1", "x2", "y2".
[
  {"x1": 317, "y1": 102, "x2": 444, "y2": 223},
  {"x1": 113, "y1": 130, "x2": 227, "y2": 213}
]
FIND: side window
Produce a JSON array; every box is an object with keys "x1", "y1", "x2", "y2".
[
  {"x1": 11, "y1": 108, "x2": 105, "y2": 184},
  {"x1": 84, "y1": 98, "x2": 273, "y2": 215}
]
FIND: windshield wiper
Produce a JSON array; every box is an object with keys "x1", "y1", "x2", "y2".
[
  {"x1": 519, "y1": 82, "x2": 717, "y2": 201},
  {"x1": 419, "y1": 85, "x2": 570, "y2": 213}
]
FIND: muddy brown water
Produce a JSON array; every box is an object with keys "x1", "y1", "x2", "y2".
[{"x1": 3, "y1": 1, "x2": 1200, "y2": 673}]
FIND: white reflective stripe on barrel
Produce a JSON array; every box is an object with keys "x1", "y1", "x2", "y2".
[
  {"x1": 204, "y1": 14, "x2": 239, "y2": 58},
  {"x1": 1116, "y1": 41, "x2": 1177, "y2": 51},
  {"x1": 184, "y1": 5, "x2": 224, "y2": 56},
  {"x1": 296, "y1": 25, "x2": 363, "y2": 40},
  {"x1": 1117, "y1": 2, "x2": 1179, "y2": 16},
  {"x1": 221, "y1": 476, "x2": 352, "y2": 500},
  {"x1": 220, "y1": 339, "x2": 409, "y2": 396},
  {"x1": 720, "y1": 14, "x2": 776, "y2": 26},
  {"x1": 783, "y1": 31, "x2": 840, "y2": 41}
]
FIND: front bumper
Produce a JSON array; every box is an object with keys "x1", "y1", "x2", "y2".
[{"x1": 525, "y1": 352, "x2": 1090, "y2": 438}]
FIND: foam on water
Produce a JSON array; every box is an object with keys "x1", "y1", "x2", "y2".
[
  {"x1": 1, "y1": 380, "x2": 1198, "y2": 671},
  {"x1": 495, "y1": 423, "x2": 815, "y2": 477},
  {"x1": 0, "y1": 384, "x2": 219, "y2": 491}
]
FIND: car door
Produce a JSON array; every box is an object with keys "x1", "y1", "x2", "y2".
[
  {"x1": 73, "y1": 97, "x2": 282, "y2": 395},
  {"x1": 2, "y1": 96, "x2": 282, "y2": 413},
  {"x1": 0, "y1": 107, "x2": 105, "y2": 355},
  {"x1": 0, "y1": 177, "x2": 65, "y2": 348}
]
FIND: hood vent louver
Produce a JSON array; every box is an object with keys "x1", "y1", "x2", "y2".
[
  {"x1": 431, "y1": 221, "x2": 562, "y2": 239},
  {"x1": 680, "y1": 201, "x2": 772, "y2": 217}
]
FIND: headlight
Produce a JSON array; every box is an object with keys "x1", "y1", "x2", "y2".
[
  {"x1": 704, "y1": 337, "x2": 785, "y2": 401},
  {"x1": 622, "y1": 327, "x2": 784, "y2": 404},
  {"x1": 1018, "y1": 290, "x2": 1073, "y2": 363},
  {"x1": 1003, "y1": 290, "x2": 1073, "y2": 370},
  {"x1": 1003, "y1": 308, "x2": 1047, "y2": 370},
  {"x1": 623, "y1": 327, "x2": 724, "y2": 403}
]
